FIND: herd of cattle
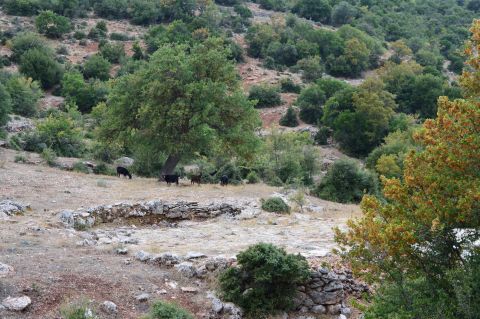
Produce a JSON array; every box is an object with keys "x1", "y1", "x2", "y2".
[{"x1": 116, "y1": 166, "x2": 229, "y2": 186}]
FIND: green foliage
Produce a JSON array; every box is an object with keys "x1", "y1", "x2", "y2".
[
  {"x1": 246, "y1": 171, "x2": 260, "y2": 184},
  {"x1": 295, "y1": 56, "x2": 324, "y2": 83},
  {"x1": 219, "y1": 243, "x2": 309, "y2": 318},
  {"x1": 60, "y1": 301, "x2": 94, "y2": 319},
  {"x1": 4, "y1": 75, "x2": 42, "y2": 117},
  {"x1": 40, "y1": 147, "x2": 57, "y2": 166},
  {"x1": 3, "y1": 0, "x2": 40, "y2": 16},
  {"x1": 331, "y1": 1, "x2": 358, "y2": 26},
  {"x1": 261, "y1": 197, "x2": 290, "y2": 213},
  {"x1": 83, "y1": 54, "x2": 111, "y2": 81},
  {"x1": 314, "y1": 126, "x2": 330, "y2": 145},
  {"x1": 0, "y1": 83, "x2": 12, "y2": 127},
  {"x1": 96, "y1": 39, "x2": 260, "y2": 174},
  {"x1": 314, "y1": 159, "x2": 379, "y2": 204},
  {"x1": 297, "y1": 84, "x2": 326, "y2": 124},
  {"x1": 248, "y1": 84, "x2": 282, "y2": 108},
  {"x1": 35, "y1": 111, "x2": 85, "y2": 157},
  {"x1": 93, "y1": 162, "x2": 116, "y2": 175},
  {"x1": 292, "y1": 0, "x2": 331, "y2": 23},
  {"x1": 280, "y1": 78, "x2": 301, "y2": 93},
  {"x1": 35, "y1": 10, "x2": 71, "y2": 38},
  {"x1": 110, "y1": 32, "x2": 133, "y2": 41},
  {"x1": 234, "y1": 4, "x2": 252, "y2": 19},
  {"x1": 279, "y1": 107, "x2": 299, "y2": 127},
  {"x1": 19, "y1": 48, "x2": 63, "y2": 89},
  {"x1": 258, "y1": 0, "x2": 287, "y2": 11},
  {"x1": 72, "y1": 161, "x2": 90, "y2": 173},
  {"x1": 146, "y1": 301, "x2": 193, "y2": 319},
  {"x1": 61, "y1": 70, "x2": 108, "y2": 113},
  {"x1": 10, "y1": 32, "x2": 48, "y2": 62},
  {"x1": 99, "y1": 42, "x2": 126, "y2": 63}
]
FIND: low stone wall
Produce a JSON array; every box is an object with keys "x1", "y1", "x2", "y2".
[
  {"x1": 59, "y1": 200, "x2": 242, "y2": 229},
  {"x1": 294, "y1": 267, "x2": 368, "y2": 316}
]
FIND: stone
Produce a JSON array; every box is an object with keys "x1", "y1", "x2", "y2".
[
  {"x1": 310, "y1": 290, "x2": 343, "y2": 305},
  {"x1": 116, "y1": 248, "x2": 128, "y2": 255},
  {"x1": 2, "y1": 296, "x2": 31, "y2": 311},
  {"x1": 156, "y1": 289, "x2": 167, "y2": 294},
  {"x1": 101, "y1": 301, "x2": 117, "y2": 314},
  {"x1": 0, "y1": 262, "x2": 14, "y2": 278},
  {"x1": 339, "y1": 315, "x2": 347, "y2": 319},
  {"x1": 115, "y1": 157, "x2": 135, "y2": 167},
  {"x1": 186, "y1": 252, "x2": 206, "y2": 259},
  {"x1": 180, "y1": 287, "x2": 198, "y2": 293},
  {"x1": 211, "y1": 297, "x2": 224, "y2": 313},
  {"x1": 327, "y1": 304, "x2": 342, "y2": 315},
  {"x1": 223, "y1": 302, "x2": 242, "y2": 317},
  {"x1": 341, "y1": 307, "x2": 352, "y2": 318},
  {"x1": 174, "y1": 262, "x2": 196, "y2": 278},
  {"x1": 135, "y1": 293, "x2": 150, "y2": 302},
  {"x1": 85, "y1": 308, "x2": 94, "y2": 318},
  {"x1": 0, "y1": 200, "x2": 27, "y2": 217},
  {"x1": 312, "y1": 305, "x2": 327, "y2": 314},
  {"x1": 151, "y1": 252, "x2": 181, "y2": 266},
  {"x1": 135, "y1": 250, "x2": 151, "y2": 262}
]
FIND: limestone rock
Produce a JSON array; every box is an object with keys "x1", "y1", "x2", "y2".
[
  {"x1": 312, "y1": 305, "x2": 326, "y2": 314},
  {"x1": 180, "y1": 287, "x2": 198, "y2": 293},
  {"x1": 115, "y1": 157, "x2": 135, "y2": 167},
  {"x1": 0, "y1": 263, "x2": 14, "y2": 278},
  {"x1": 101, "y1": 301, "x2": 117, "y2": 314},
  {"x1": 174, "y1": 262, "x2": 196, "y2": 278},
  {"x1": 0, "y1": 200, "x2": 27, "y2": 217},
  {"x1": 135, "y1": 250, "x2": 152, "y2": 262},
  {"x1": 2, "y1": 296, "x2": 31, "y2": 311},
  {"x1": 135, "y1": 293, "x2": 150, "y2": 302}
]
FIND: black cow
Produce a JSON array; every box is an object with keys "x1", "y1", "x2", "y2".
[
  {"x1": 190, "y1": 175, "x2": 201, "y2": 185},
  {"x1": 220, "y1": 175, "x2": 228, "y2": 186},
  {"x1": 117, "y1": 166, "x2": 132, "y2": 179},
  {"x1": 162, "y1": 174, "x2": 179, "y2": 186}
]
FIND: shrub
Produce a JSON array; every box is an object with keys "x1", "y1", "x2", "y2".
[
  {"x1": 99, "y1": 42, "x2": 125, "y2": 63},
  {"x1": 73, "y1": 31, "x2": 86, "y2": 40},
  {"x1": 219, "y1": 243, "x2": 309, "y2": 317},
  {"x1": 0, "y1": 83, "x2": 12, "y2": 126},
  {"x1": 145, "y1": 300, "x2": 194, "y2": 319},
  {"x1": 261, "y1": 197, "x2": 290, "y2": 214},
  {"x1": 35, "y1": 10, "x2": 71, "y2": 38},
  {"x1": 83, "y1": 54, "x2": 111, "y2": 80},
  {"x1": 295, "y1": 56, "x2": 324, "y2": 82},
  {"x1": 314, "y1": 126, "x2": 331, "y2": 145},
  {"x1": 14, "y1": 154, "x2": 27, "y2": 163},
  {"x1": 280, "y1": 78, "x2": 301, "y2": 93},
  {"x1": 246, "y1": 171, "x2": 260, "y2": 184},
  {"x1": 248, "y1": 84, "x2": 282, "y2": 108},
  {"x1": 110, "y1": 32, "x2": 132, "y2": 41},
  {"x1": 297, "y1": 85, "x2": 326, "y2": 124},
  {"x1": 60, "y1": 301, "x2": 94, "y2": 319},
  {"x1": 292, "y1": 0, "x2": 332, "y2": 23},
  {"x1": 40, "y1": 147, "x2": 57, "y2": 166},
  {"x1": 234, "y1": 4, "x2": 253, "y2": 18},
  {"x1": 93, "y1": 162, "x2": 116, "y2": 175},
  {"x1": 19, "y1": 48, "x2": 63, "y2": 89},
  {"x1": 3, "y1": 0, "x2": 40, "y2": 16},
  {"x1": 4, "y1": 75, "x2": 42, "y2": 117},
  {"x1": 279, "y1": 107, "x2": 299, "y2": 127},
  {"x1": 61, "y1": 70, "x2": 108, "y2": 113},
  {"x1": 10, "y1": 32, "x2": 48, "y2": 62},
  {"x1": 313, "y1": 159, "x2": 379, "y2": 203},
  {"x1": 73, "y1": 162, "x2": 90, "y2": 173}
]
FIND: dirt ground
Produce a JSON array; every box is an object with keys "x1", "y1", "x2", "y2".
[{"x1": 0, "y1": 148, "x2": 360, "y2": 318}]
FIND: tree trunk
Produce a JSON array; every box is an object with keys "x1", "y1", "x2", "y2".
[{"x1": 159, "y1": 154, "x2": 181, "y2": 179}]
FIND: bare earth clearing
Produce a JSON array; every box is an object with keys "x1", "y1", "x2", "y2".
[{"x1": 0, "y1": 148, "x2": 360, "y2": 318}]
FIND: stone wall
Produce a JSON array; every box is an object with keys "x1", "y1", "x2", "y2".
[
  {"x1": 59, "y1": 200, "x2": 242, "y2": 229},
  {"x1": 294, "y1": 267, "x2": 368, "y2": 316}
]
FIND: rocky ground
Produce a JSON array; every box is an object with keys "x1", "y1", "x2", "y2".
[{"x1": 0, "y1": 148, "x2": 362, "y2": 318}]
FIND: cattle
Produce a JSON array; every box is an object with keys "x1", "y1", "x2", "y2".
[
  {"x1": 220, "y1": 175, "x2": 229, "y2": 186},
  {"x1": 190, "y1": 175, "x2": 201, "y2": 186},
  {"x1": 117, "y1": 166, "x2": 132, "y2": 179},
  {"x1": 162, "y1": 174, "x2": 179, "y2": 186}
]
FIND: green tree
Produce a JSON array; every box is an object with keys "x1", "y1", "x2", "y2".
[
  {"x1": 297, "y1": 84, "x2": 326, "y2": 124},
  {"x1": 83, "y1": 54, "x2": 111, "y2": 81},
  {"x1": 5, "y1": 76, "x2": 42, "y2": 117},
  {"x1": 295, "y1": 56, "x2": 324, "y2": 82},
  {"x1": 99, "y1": 42, "x2": 125, "y2": 63},
  {"x1": 331, "y1": 1, "x2": 358, "y2": 26},
  {"x1": 61, "y1": 70, "x2": 108, "y2": 113},
  {"x1": 279, "y1": 107, "x2": 299, "y2": 127},
  {"x1": 96, "y1": 39, "x2": 261, "y2": 175},
  {"x1": 35, "y1": 10, "x2": 71, "y2": 38},
  {"x1": 19, "y1": 48, "x2": 63, "y2": 89},
  {"x1": 248, "y1": 84, "x2": 282, "y2": 108},
  {"x1": 292, "y1": 0, "x2": 332, "y2": 23},
  {"x1": 0, "y1": 84, "x2": 12, "y2": 127},
  {"x1": 10, "y1": 32, "x2": 48, "y2": 62}
]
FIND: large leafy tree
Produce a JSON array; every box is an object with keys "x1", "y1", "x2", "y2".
[
  {"x1": 335, "y1": 20, "x2": 480, "y2": 317},
  {"x1": 96, "y1": 38, "x2": 260, "y2": 174}
]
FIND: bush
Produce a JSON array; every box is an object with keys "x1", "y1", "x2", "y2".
[
  {"x1": 279, "y1": 107, "x2": 299, "y2": 127},
  {"x1": 73, "y1": 31, "x2": 86, "y2": 40},
  {"x1": 35, "y1": 10, "x2": 71, "y2": 38},
  {"x1": 292, "y1": 0, "x2": 332, "y2": 23},
  {"x1": 3, "y1": 0, "x2": 40, "y2": 16},
  {"x1": 19, "y1": 48, "x2": 63, "y2": 89},
  {"x1": 297, "y1": 85, "x2": 326, "y2": 124},
  {"x1": 0, "y1": 83, "x2": 12, "y2": 126},
  {"x1": 72, "y1": 162, "x2": 90, "y2": 173},
  {"x1": 61, "y1": 70, "x2": 108, "y2": 113},
  {"x1": 314, "y1": 126, "x2": 331, "y2": 145},
  {"x1": 10, "y1": 32, "x2": 48, "y2": 62},
  {"x1": 83, "y1": 54, "x2": 111, "y2": 80},
  {"x1": 110, "y1": 32, "x2": 133, "y2": 41},
  {"x1": 246, "y1": 171, "x2": 260, "y2": 184},
  {"x1": 4, "y1": 75, "x2": 42, "y2": 117},
  {"x1": 248, "y1": 84, "x2": 282, "y2": 108},
  {"x1": 295, "y1": 56, "x2": 324, "y2": 82},
  {"x1": 93, "y1": 162, "x2": 116, "y2": 175},
  {"x1": 14, "y1": 154, "x2": 27, "y2": 163},
  {"x1": 60, "y1": 301, "x2": 95, "y2": 319},
  {"x1": 314, "y1": 159, "x2": 379, "y2": 203},
  {"x1": 261, "y1": 197, "x2": 290, "y2": 214},
  {"x1": 280, "y1": 78, "x2": 301, "y2": 93},
  {"x1": 40, "y1": 148, "x2": 57, "y2": 166},
  {"x1": 219, "y1": 243, "x2": 309, "y2": 317},
  {"x1": 145, "y1": 300, "x2": 194, "y2": 319},
  {"x1": 99, "y1": 42, "x2": 125, "y2": 63}
]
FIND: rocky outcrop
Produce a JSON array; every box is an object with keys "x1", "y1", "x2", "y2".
[
  {"x1": 0, "y1": 263, "x2": 14, "y2": 278},
  {"x1": 59, "y1": 200, "x2": 243, "y2": 229},
  {"x1": 5, "y1": 116, "x2": 34, "y2": 133},
  {"x1": 2, "y1": 296, "x2": 31, "y2": 311},
  {"x1": 294, "y1": 267, "x2": 368, "y2": 316},
  {"x1": 0, "y1": 200, "x2": 28, "y2": 218}
]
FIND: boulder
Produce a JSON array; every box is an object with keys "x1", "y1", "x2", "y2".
[
  {"x1": 101, "y1": 301, "x2": 117, "y2": 314},
  {"x1": 0, "y1": 262, "x2": 14, "y2": 278},
  {"x1": 0, "y1": 200, "x2": 27, "y2": 217},
  {"x1": 135, "y1": 250, "x2": 152, "y2": 262},
  {"x1": 135, "y1": 293, "x2": 150, "y2": 302},
  {"x1": 114, "y1": 157, "x2": 134, "y2": 167},
  {"x1": 2, "y1": 296, "x2": 31, "y2": 311},
  {"x1": 174, "y1": 262, "x2": 196, "y2": 278}
]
